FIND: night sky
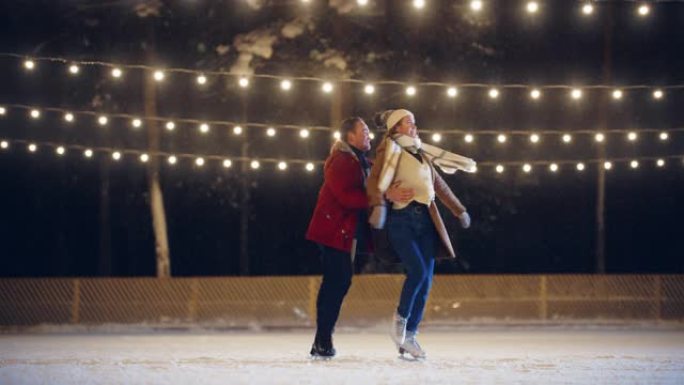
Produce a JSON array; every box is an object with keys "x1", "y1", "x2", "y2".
[{"x1": 0, "y1": 0, "x2": 682, "y2": 277}]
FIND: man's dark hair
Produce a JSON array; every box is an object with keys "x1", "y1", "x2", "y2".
[{"x1": 339, "y1": 116, "x2": 363, "y2": 142}]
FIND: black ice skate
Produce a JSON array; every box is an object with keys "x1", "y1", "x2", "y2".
[{"x1": 310, "y1": 334, "x2": 336, "y2": 359}]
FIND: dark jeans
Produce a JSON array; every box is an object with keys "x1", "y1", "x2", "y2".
[
  {"x1": 315, "y1": 245, "x2": 354, "y2": 337},
  {"x1": 387, "y1": 203, "x2": 438, "y2": 332}
]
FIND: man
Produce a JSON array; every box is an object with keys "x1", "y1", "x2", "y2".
[{"x1": 305, "y1": 116, "x2": 373, "y2": 358}]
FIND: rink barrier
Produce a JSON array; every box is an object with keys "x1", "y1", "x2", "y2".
[{"x1": 0, "y1": 275, "x2": 682, "y2": 327}]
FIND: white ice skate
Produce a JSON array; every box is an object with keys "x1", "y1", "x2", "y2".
[
  {"x1": 390, "y1": 312, "x2": 408, "y2": 348},
  {"x1": 399, "y1": 331, "x2": 426, "y2": 360}
]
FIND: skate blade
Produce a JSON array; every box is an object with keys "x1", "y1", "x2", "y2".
[{"x1": 310, "y1": 355, "x2": 334, "y2": 361}]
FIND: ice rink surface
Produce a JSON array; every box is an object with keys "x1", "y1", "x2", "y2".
[{"x1": 1, "y1": 326, "x2": 683, "y2": 385}]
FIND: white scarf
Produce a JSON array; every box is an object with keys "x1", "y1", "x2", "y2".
[{"x1": 377, "y1": 134, "x2": 476, "y2": 194}]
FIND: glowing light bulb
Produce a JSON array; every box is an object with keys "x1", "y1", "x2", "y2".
[
  {"x1": 431, "y1": 133, "x2": 442, "y2": 142},
  {"x1": 496, "y1": 164, "x2": 505, "y2": 174},
  {"x1": 627, "y1": 132, "x2": 638, "y2": 142},
  {"x1": 68, "y1": 64, "x2": 80, "y2": 75},
  {"x1": 523, "y1": 164, "x2": 532, "y2": 173},
  {"x1": 470, "y1": 0, "x2": 483, "y2": 12},
  {"x1": 322, "y1": 82, "x2": 334, "y2": 93},
  {"x1": 30, "y1": 109, "x2": 40, "y2": 119},
  {"x1": 413, "y1": 0, "x2": 425, "y2": 10},
  {"x1": 0, "y1": 141, "x2": 8, "y2": 149},
  {"x1": 576, "y1": 163, "x2": 585, "y2": 171},
  {"x1": 333, "y1": 131, "x2": 341, "y2": 140},
  {"x1": 657, "y1": 159, "x2": 665, "y2": 167},
  {"x1": 562, "y1": 134, "x2": 572, "y2": 143},
  {"x1": 250, "y1": 160, "x2": 260, "y2": 170},
  {"x1": 24, "y1": 59, "x2": 35, "y2": 70},
  {"x1": 653, "y1": 89, "x2": 664, "y2": 99},
  {"x1": 530, "y1": 89, "x2": 541, "y2": 100},
  {"x1": 84, "y1": 149, "x2": 93, "y2": 158},
  {"x1": 140, "y1": 153, "x2": 149, "y2": 163},
  {"x1": 305, "y1": 162, "x2": 315, "y2": 172},
  {"x1": 659, "y1": 132, "x2": 669, "y2": 141},
  {"x1": 497, "y1": 134, "x2": 507, "y2": 143},
  {"x1": 364, "y1": 84, "x2": 375, "y2": 95},
  {"x1": 56, "y1": 146, "x2": 65, "y2": 156},
  {"x1": 223, "y1": 159, "x2": 233, "y2": 168},
  {"x1": 266, "y1": 127, "x2": 276, "y2": 137},
  {"x1": 199, "y1": 123, "x2": 210, "y2": 134},
  {"x1": 112, "y1": 151, "x2": 121, "y2": 161},
  {"x1": 612, "y1": 89, "x2": 623, "y2": 100},
  {"x1": 278, "y1": 161, "x2": 288, "y2": 170},
  {"x1": 153, "y1": 70, "x2": 165, "y2": 82},
  {"x1": 64, "y1": 113, "x2": 74, "y2": 122},
  {"x1": 168, "y1": 155, "x2": 177, "y2": 165},
  {"x1": 447, "y1": 87, "x2": 458, "y2": 98},
  {"x1": 166, "y1": 121, "x2": 176, "y2": 131},
  {"x1": 132, "y1": 118, "x2": 142, "y2": 128},
  {"x1": 28, "y1": 143, "x2": 37, "y2": 152},
  {"x1": 406, "y1": 86, "x2": 416, "y2": 96},
  {"x1": 549, "y1": 163, "x2": 559, "y2": 173},
  {"x1": 489, "y1": 88, "x2": 499, "y2": 99},
  {"x1": 582, "y1": 3, "x2": 594, "y2": 15},
  {"x1": 280, "y1": 79, "x2": 292, "y2": 91},
  {"x1": 604, "y1": 161, "x2": 612, "y2": 170},
  {"x1": 630, "y1": 160, "x2": 639, "y2": 169},
  {"x1": 233, "y1": 125, "x2": 243, "y2": 135},
  {"x1": 638, "y1": 4, "x2": 650, "y2": 16},
  {"x1": 595, "y1": 133, "x2": 605, "y2": 143},
  {"x1": 571, "y1": 88, "x2": 583, "y2": 100},
  {"x1": 238, "y1": 77, "x2": 249, "y2": 88},
  {"x1": 526, "y1": 1, "x2": 539, "y2": 14},
  {"x1": 530, "y1": 134, "x2": 540, "y2": 143},
  {"x1": 98, "y1": 116, "x2": 108, "y2": 126},
  {"x1": 111, "y1": 68, "x2": 123, "y2": 78},
  {"x1": 300, "y1": 129, "x2": 310, "y2": 138},
  {"x1": 197, "y1": 75, "x2": 207, "y2": 85},
  {"x1": 195, "y1": 157, "x2": 205, "y2": 167},
  {"x1": 465, "y1": 134, "x2": 474, "y2": 143}
]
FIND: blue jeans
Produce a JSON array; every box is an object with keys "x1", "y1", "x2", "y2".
[{"x1": 387, "y1": 203, "x2": 438, "y2": 332}]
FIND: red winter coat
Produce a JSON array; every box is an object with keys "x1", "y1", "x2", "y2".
[{"x1": 306, "y1": 141, "x2": 372, "y2": 253}]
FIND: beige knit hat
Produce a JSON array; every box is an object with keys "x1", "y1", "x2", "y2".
[{"x1": 385, "y1": 109, "x2": 414, "y2": 130}]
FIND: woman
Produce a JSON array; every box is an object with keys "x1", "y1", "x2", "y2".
[{"x1": 366, "y1": 109, "x2": 476, "y2": 359}]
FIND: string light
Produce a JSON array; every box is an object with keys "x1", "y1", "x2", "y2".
[
  {"x1": 278, "y1": 161, "x2": 288, "y2": 170},
  {"x1": 0, "y1": 106, "x2": 5, "y2": 115},
  {"x1": 195, "y1": 157, "x2": 205, "y2": 167},
  {"x1": 659, "y1": 132, "x2": 669, "y2": 141},
  {"x1": 30, "y1": 109, "x2": 40, "y2": 119},
  {"x1": 627, "y1": 131, "x2": 638, "y2": 142},
  {"x1": 280, "y1": 79, "x2": 292, "y2": 91},
  {"x1": 630, "y1": 160, "x2": 639, "y2": 169},
  {"x1": 84, "y1": 149, "x2": 93, "y2": 158},
  {"x1": 523, "y1": 163, "x2": 532, "y2": 173},
  {"x1": 132, "y1": 118, "x2": 143, "y2": 128},
  {"x1": 196, "y1": 74, "x2": 207, "y2": 85},
  {"x1": 530, "y1": 89, "x2": 541, "y2": 100},
  {"x1": 68, "y1": 64, "x2": 80, "y2": 75},
  {"x1": 64, "y1": 112, "x2": 74, "y2": 123},
  {"x1": 488, "y1": 88, "x2": 499, "y2": 99},
  {"x1": 111, "y1": 68, "x2": 123, "y2": 79},
  {"x1": 447, "y1": 87, "x2": 458, "y2": 98},
  {"x1": 581, "y1": 3, "x2": 594, "y2": 16},
  {"x1": 56, "y1": 146, "x2": 65, "y2": 156},
  {"x1": 530, "y1": 133, "x2": 540, "y2": 143},
  {"x1": 549, "y1": 163, "x2": 559, "y2": 173},
  {"x1": 653, "y1": 89, "x2": 664, "y2": 99},
  {"x1": 470, "y1": 0, "x2": 483, "y2": 12},
  {"x1": 406, "y1": 86, "x2": 417, "y2": 96},
  {"x1": 431, "y1": 133, "x2": 442, "y2": 142},
  {"x1": 140, "y1": 153, "x2": 149, "y2": 163},
  {"x1": 223, "y1": 159, "x2": 233, "y2": 168},
  {"x1": 112, "y1": 151, "x2": 121, "y2": 161},
  {"x1": 369, "y1": 132, "x2": 376, "y2": 140},
  {"x1": 168, "y1": 155, "x2": 177, "y2": 165},
  {"x1": 98, "y1": 115, "x2": 108, "y2": 126},
  {"x1": 238, "y1": 77, "x2": 250, "y2": 88},
  {"x1": 199, "y1": 123, "x2": 210, "y2": 134},
  {"x1": 497, "y1": 134, "x2": 507, "y2": 143},
  {"x1": 28, "y1": 143, "x2": 37, "y2": 152},
  {"x1": 637, "y1": 3, "x2": 650, "y2": 17},
  {"x1": 612, "y1": 89, "x2": 623, "y2": 100},
  {"x1": 496, "y1": 164, "x2": 505, "y2": 174},
  {"x1": 333, "y1": 131, "x2": 341, "y2": 140},
  {"x1": 233, "y1": 125, "x2": 243, "y2": 135},
  {"x1": 526, "y1": 1, "x2": 539, "y2": 14},
  {"x1": 266, "y1": 127, "x2": 276, "y2": 137},
  {"x1": 364, "y1": 84, "x2": 375, "y2": 95},
  {"x1": 576, "y1": 162, "x2": 585, "y2": 171},
  {"x1": 413, "y1": 0, "x2": 425, "y2": 10},
  {"x1": 23, "y1": 59, "x2": 35, "y2": 71},
  {"x1": 250, "y1": 160, "x2": 260, "y2": 170},
  {"x1": 562, "y1": 134, "x2": 573, "y2": 144},
  {"x1": 571, "y1": 88, "x2": 583, "y2": 100},
  {"x1": 0, "y1": 140, "x2": 8, "y2": 149},
  {"x1": 153, "y1": 70, "x2": 165, "y2": 82},
  {"x1": 594, "y1": 133, "x2": 605, "y2": 143},
  {"x1": 657, "y1": 159, "x2": 665, "y2": 167},
  {"x1": 604, "y1": 161, "x2": 612, "y2": 170},
  {"x1": 322, "y1": 82, "x2": 334, "y2": 93},
  {"x1": 305, "y1": 162, "x2": 315, "y2": 172},
  {"x1": 465, "y1": 134, "x2": 474, "y2": 143},
  {"x1": 299, "y1": 129, "x2": 310, "y2": 138},
  {"x1": 165, "y1": 121, "x2": 176, "y2": 131}
]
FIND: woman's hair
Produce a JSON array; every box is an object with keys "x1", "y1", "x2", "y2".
[{"x1": 339, "y1": 116, "x2": 363, "y2": 142}]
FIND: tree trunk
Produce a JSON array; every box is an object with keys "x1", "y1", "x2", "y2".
[
  {"x1": 596, "y1": 4, "x2": 614, "y2": 273},
  {"x1": 144, "y1": 28, "x2": 171, "y2": 278},
  {"x1": 98, "y1": 160, "x2": 112, "y2": 275}
]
